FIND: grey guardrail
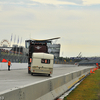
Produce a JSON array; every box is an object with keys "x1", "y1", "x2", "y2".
[{"x1": 0, "y1": 67, "x2": 93, "y2": 100}]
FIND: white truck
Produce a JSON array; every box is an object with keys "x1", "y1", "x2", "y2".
[{"x1": 30, "y1": 53, "x2": 54, "y2": 76}]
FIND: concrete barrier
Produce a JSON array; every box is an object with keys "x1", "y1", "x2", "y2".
[
  {"x1": 0, "y1": 63, "x2": 27, "y2": 70},
  {"x1": 0, "y1": 67, "x2": 92, "y2": 100}
]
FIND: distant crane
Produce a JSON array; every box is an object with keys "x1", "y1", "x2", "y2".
[{"x1": 77, "y1": 52, "x2": 82, "y2": 59}]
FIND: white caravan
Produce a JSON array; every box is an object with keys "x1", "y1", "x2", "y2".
[{"x1": 30, "y1": 53, "x2": 54, "y2": 76}]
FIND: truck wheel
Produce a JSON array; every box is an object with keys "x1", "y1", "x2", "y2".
[
  {"x1": 48, "y1": 74, "x2": 50, "y2": 77},
  {"x1": 31, "y1": 73, "x2": 33, "y2": 76},
  {"x1": 28, "y1": 70, "x2": 31, "y2": 74}
]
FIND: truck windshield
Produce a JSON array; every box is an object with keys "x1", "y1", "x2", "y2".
[{"x1": 25, "y1": 41, "x2": 30, "y2": 49}]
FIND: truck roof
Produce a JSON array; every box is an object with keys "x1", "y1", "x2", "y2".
[
  {"x1": 31, "y1": 37, "x2": 60, "y2": 41},
  {"x1": 26, "y1": 37, "x2": 60, "y2": 42}
]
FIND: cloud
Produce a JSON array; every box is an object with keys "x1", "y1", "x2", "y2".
[
  {"x1": 59, "y1": 0, "x2": 100, "y2": 6},
  {"x1": 0, "y1": 0, "x2": 28, "y2": 3},
  {"x1": 0, "y1": 6, "x2": 2, "y2": 11},
  {"x1": 31, "y1": 0, "x2": 78, "y2": 5},
  {"x1": 83, "y1": 0, "x2": 100, "y2": 5},
  {"x1": 31, "y1": 0, "x2": 100, "y2": 6},
  {"x1": 0, "y1": 0, "x2": 100, "y2": 7},
  {"x1": 0, "y1": 3, "x2": 100, "y2": 57},
  {"x1": 0, "y1": 0, "x2": 37, "y2": 6},
  {"x1": 59, "y1": 0, "x2": 83, "y2": 4},
  {"x1": 62, "y1": 44, "x2": 100, "y2": 57}
]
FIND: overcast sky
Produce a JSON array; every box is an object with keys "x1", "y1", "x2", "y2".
[{"x1": 0, "y1": 0, "x2": 100, "y2": 57}]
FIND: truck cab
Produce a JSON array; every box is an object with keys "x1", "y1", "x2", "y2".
[
  {"x1": 25, "y1": 40, "x2": 49, "y2": 74},
  {"x1": 25, "y1": 37, "x2": 60, "y2": 74}
]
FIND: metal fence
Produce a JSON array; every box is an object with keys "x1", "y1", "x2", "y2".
[
  {"x1": 0, "y1": 50, "x2": 28, "y2": 63},
  {"x1": 0, "y1": 50, "x2": 74, "y2": 64}
]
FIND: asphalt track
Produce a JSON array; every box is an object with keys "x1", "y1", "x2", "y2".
[{"x1": 0, "y1": 64, "x2": 93, "y2": 92}]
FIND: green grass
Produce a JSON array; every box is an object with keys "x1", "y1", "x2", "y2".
[{"x1": 64, "y1": 69, "x2": 100, "y2": 100}]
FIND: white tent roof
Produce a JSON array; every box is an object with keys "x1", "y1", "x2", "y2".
[{"x1": 0, "y1": 48, "x2": 12, "y2": 51}]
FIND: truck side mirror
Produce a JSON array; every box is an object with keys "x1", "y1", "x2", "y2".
[
  {"x1": 31, "y1": 46, "x2": 34, "y2": 53},
  {"x1": 26, "y1": 54, "x2": 29, "y2": 56}
]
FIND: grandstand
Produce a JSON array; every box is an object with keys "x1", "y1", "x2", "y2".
[
  {"x1": 0, "y1": 47, "x2": 28, "y2": 63},
  {"x1": 79, "y1": 57, "x2": 100, "y2": 66}
]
